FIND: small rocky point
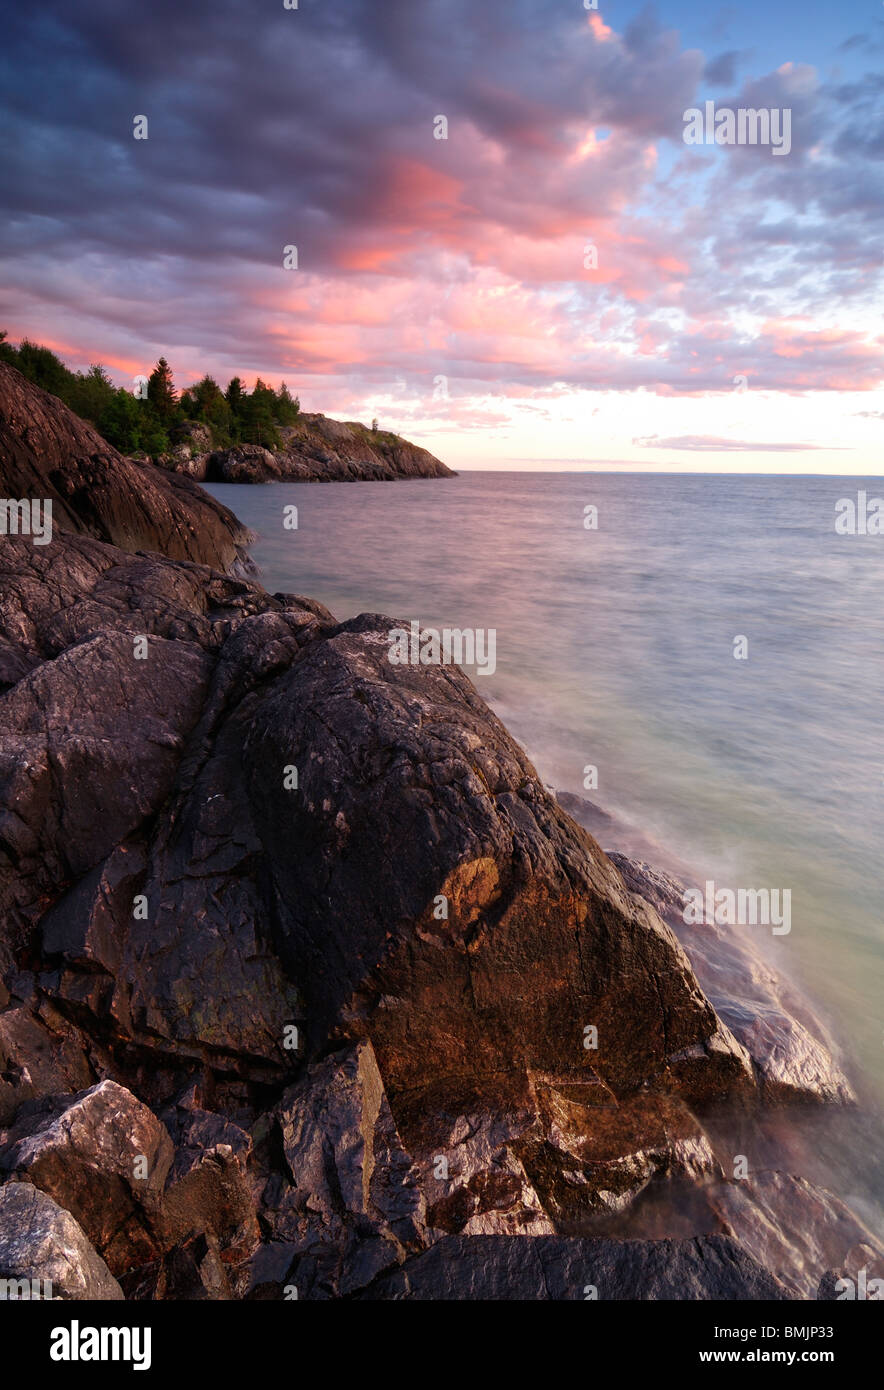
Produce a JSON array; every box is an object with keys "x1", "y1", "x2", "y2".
[
  {"x1": 150, "y1": 413, "x2": 454, "y2": 484},
  {"x1": 0, "y1": 362, "x2": 876, "y2": 1299}
]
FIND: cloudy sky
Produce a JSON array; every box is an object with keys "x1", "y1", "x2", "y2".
[{"x1": 1, "y1": 0, "x2": 882, "y2": 471}]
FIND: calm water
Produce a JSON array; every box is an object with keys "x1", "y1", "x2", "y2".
[{"x1": 208, "y1": 472, "x2": 884, "y2": 1116}]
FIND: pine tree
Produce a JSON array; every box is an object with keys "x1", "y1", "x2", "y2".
[
  {"x1": 225, "y1": 376, "x2": 245, "y2": 414},
  {"x1": 241, "y1": 378, "x2": 279, "y2": 448},
  {"x1": 147, "y1": 357, "x2": 178, "y2": 423},
  {"x1": 275, "y1": 381, "x2": 300, "y2": 425}
]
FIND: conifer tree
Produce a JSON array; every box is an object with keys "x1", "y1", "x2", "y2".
[{"x1": 147, "y1": 357, "x2": 178, "y2": 423}]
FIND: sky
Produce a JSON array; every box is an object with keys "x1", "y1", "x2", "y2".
[{"x1": 0, "y1": 0, "x2": 882, "y2": 472}]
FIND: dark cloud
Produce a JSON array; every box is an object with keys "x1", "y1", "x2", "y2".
[
  {"x1": 704, "y1": 50, "x2": 740, "y2": 85},
  {"x1": 0, "y1": 0, "x2": 881, "y2": 403}
]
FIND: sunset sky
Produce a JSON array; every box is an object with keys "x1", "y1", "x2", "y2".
[{"x1": 1, "y1": 0, "x2": 882, "y2": 472}]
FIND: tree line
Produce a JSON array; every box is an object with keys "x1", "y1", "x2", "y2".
[{"x1": 0, "y1": 332, "x2": 300, "y2": 456}]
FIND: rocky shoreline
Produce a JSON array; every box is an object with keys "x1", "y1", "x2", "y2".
[
  {"x1": 150, "y1": 413, "x2": 454, "y2": 485},
  {"x1": 0, "y1": 361, "x2": 879, "y2": 1300}
]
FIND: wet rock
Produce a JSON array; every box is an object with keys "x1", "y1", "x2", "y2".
[
  {"x1": 244, "y1": 613, "x2": 753, "y2": 1114},
  {"x1": 607, "y1": 854, "x2": 688, "y2": 922},
  {"x1": 817, "y1": 1259, "x2": 884, "y2": 1300},
  {"x1": 724, "y1": 1005, "x2": 853, "y2": 1107},
  {"x1": 708, "y1": 1170, "x2": 884, "y2": 1300},
  {"x1": 356, "y1": 1232, "x2": 790, "y2": 1300},
  {"x1": 0, "y1": 1181, "x2": 123, "y2": 1300},
  {"x1": 0, "y1": 1079, "x2": 173, "y2": 1274},
  {"x1": 555, "y1": 791, "x2": 669, "y2": 865},
  {"x1": 607, "y1": 853, "x2": 855, "y2": 1106},
  {"x1": 399, "y1": 1073, "x2": 718, "y2": 1233},
  {"x1": 409, "y1": 1083, "x2": 555, "y2": 1237},
  {"x1": 516, "y1": 1089, "x2": 719, "y2": 1222}
]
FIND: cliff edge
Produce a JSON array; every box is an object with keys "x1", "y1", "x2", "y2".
[{"x1": 155, "y1": 412, "x2": 455, "y2": 484}]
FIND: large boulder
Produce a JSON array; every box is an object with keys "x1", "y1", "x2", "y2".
[
  {"x1": 0, "y1": 1181, "x2": 123, "y2": 1300},
  {"x1": 0, "y1": 533, "x2": 323, "y2": 1079},
  {"x1": 0, "y1": 1080, "x2": 173, "y2": 1274},
  {"x1": 242, "y1": 614, "x2": 753, "y2": 1113},
  {"x1": 1, "y1": 586, "x2": 758, "y2": 1239}
]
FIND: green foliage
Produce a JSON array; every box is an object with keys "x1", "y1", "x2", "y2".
[
  {"x1": 225, "y1": 376, "x2": 245, "y2": 412},
  {"x1": 0, "y1": 333, "x2": 303, "y2": 458},
  {"x1": 274, "y1": 382, "x2": 300, "y2": 425},
  {"x1": 66, "y1": 364, "x2": 115, "y2": 426},
  {"x1": 146, "y1": 357, "x2": 179, "y2": 424},
  {"x1": 99, "y1": 390, "x2": 170, "y2": 455},
  {"x1": 12, "y1": 338, "x2": 71, "y2": 396},
  {"x1": 180, "y1": 374, "x2": 234, "y2": 446},
  {"x1": 236, "y1": 377, "x2": 280, "y2": 449}
]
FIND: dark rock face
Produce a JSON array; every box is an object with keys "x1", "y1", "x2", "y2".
[
  {"x1": 0, "y1": 534, "x2": 307, "y2": 993},
  {"x1": 252, "y1": 1041, "x2": 427, "y2": 1299},
  {"x1": 242, "y1": 614, "x2": 750, "y2": 1111},
  {"x1": 0, "y1": 1181, "x2": 123, "y2": 1299},
  {"x1": 0, "y1": 361, "x2": 253, "y2": 572},
  {"x1": 0, "y1": 1002, "x2": 94, "y2": 1127},
  {"x1": 0, "y1": 364, "x2": 860, "y2": 1299},
  {"x1": 206, "y1": 445, "x2": 281, "y2": 484},
  {"x1": 355, "y1": 1232, "x2": 789, "y2": 1301}
]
